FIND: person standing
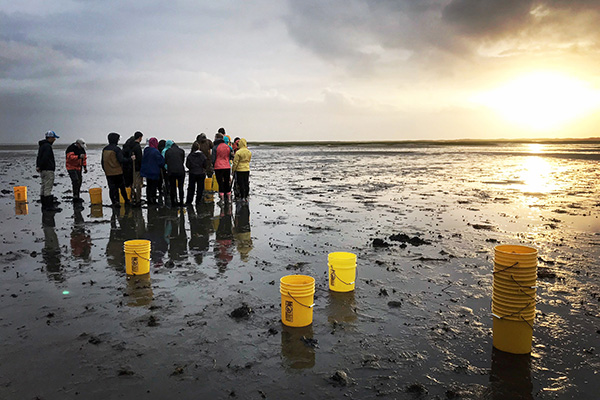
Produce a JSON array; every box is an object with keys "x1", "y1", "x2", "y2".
[
  {"x1": 195, "y1": 133, "x2": 213, "y2": 178},
  {"x1": 140, "y1": 137, "x2": 165, "y2": 205},
  {"x1": 231, "y1": 138, "x2": 252, "y2": 203},
  {"x1": 185, "y1": 141, "x2": 207, "y2": 205},
  {"x1": 36, "y1": 130, "x2": 62, "y2": 212},
  {"x1": 65, "y1": 138, "x2": 87, "y2": 203},
  {"x1": 212, "y1": 131, "x2": 234, "y2": 205},
  {"x1": 101, "y1": 132, "x2": 131, "y2": 207},
  {"x1": 123, "y1": 131, "x2": 144, "y2": 206},
  {"x1": 164, "y1": 140, "x2": 186, "y2": 207}
]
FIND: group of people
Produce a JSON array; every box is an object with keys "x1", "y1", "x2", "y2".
[{"x1": 35, "y1": 128, "x2": 252, "y2": 212}]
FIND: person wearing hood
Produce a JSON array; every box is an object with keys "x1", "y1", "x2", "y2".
[
  {"x1": 36, "y1": 130, "x2": 62, "y2": 212},
  {"x1": 164, "y1": 140, "x2": 186, "y2": 207},
  {"x1": 140, "y1": 137, "x2": 165, "y2": 205},
  {"x1": 101, "y1": 132, "x2": 131, "y2": 207},
  {"x1": 65, "y1": 138, "x2": 88, "y2": 203},
  {"x1": 122, "y1": 131, "x2": 144, "y2": 206},
  {"x1": 195, "y1": 133, "x2": 213, "y2": 177},
  {"x1": 185, "y1": 141, "x2": 207, "y2": 205},
  {"x1": 231, "y1": 138, "x2": 252, "y2": 203},
  {"x1": 212, "y1": 131, "x2": 234, "y2": 205}
]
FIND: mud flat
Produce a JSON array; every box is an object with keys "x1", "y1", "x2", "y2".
[{"x1": 0, "y1": 141, "x2": 598, "y2": 399}]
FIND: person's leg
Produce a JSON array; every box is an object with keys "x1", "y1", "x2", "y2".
[
  {"x1": 177, "y1": 174, "x2": 185, "y2": 205},
  {"x1": 196, "y1": 173, "x2": 205, "y2": 203},
  {"x1": 169, "y1": 175, "x2": 177, "y2": 206},
  {"x1": 75, "y1": 170, "x2": 83, "y2": 199},
  {"x1": 238, "y1": 171, "x2": 249, "y2": 199},
  {"x1": 186, "y1": 174, "x2": 196, "y2": 204},
  {"x1": 106, "y1": 175, "x2": 118, "y2": 205},
  {"x1": 116, "y1": 175, "x2": 130, "y2": 205},
  {"x1": 132, "y1": 171, "x2": 142, "y2": 204}
]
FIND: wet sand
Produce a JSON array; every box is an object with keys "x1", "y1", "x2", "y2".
[{"x1": 0, "y1": 142, "x2": 599, "y2": 399}]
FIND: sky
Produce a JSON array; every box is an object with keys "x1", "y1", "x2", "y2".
[{"x1": 2, "y1": 0, "x2": 600, "y2": 144}]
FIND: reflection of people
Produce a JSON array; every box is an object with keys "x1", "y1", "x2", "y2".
[
  {"x1": 145, "y1": 205, "x2": 168, "y2": 264},
  {"x1": 187, "y1": 203, "x2": 213, "y2": 265},
  {"x1": 166, "y1": 208, "x2": 187, "y2": 262},
  {"x1": 214, "y1": 206, "x2": 234, "y2": 272},
  {"x1": 231, "y1": 138, "x2": 252, "y2": 203},
  {"x1": 123, "y1": 131, "x2": 144, "y2": 206},
  {"x1": 101, "y1": 132, "x2": 131, "y2": 208},
  {"x1": 36, "y1": 130, "x2": 62, "y2": 212},
  {"x1": 70, "y1": 204, "x2": 92, "y2": 260},
  {"x1": 233, "y1": 203, "x2": 252, "y2": 261},
  {"x1": 42, "y1": 212, "x2": 63, "y2": 282},
  {"x1": 106, "y1": 205, "x2": 144, "y2": 272},
  {"x1": 65, "y1": 138, "x2": 87, "y2": 203}
]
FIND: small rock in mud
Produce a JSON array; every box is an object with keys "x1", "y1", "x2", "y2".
[
  {"x1": 267, "y1": 327, "x2": 278, "y2": 336},
  {"x1": 301, "y1": 336, "x2": 318, "y2": 348},
  {"x1": 148, "y1": 315, "x2": 158, "y2": 326},
  {"x1": 30, "y1": 251, "x2": 37, "y2": 258},
  {"x1": 118, "y1": 368, "x2": 134, "y2": 376},
  {"x1": 286, "y1": 262, "x2": 308, "y2": 270},
  {"x1": 329, "y1": 370, "x2": 350, "y2": 386},
  {"x1": 406, "y1": 383, "x2": 427, "y2": 395},
  {"x1": 379, "y1": 288, "x2": 389, "y2": 296},
  {"x1": 88, "y1": 336, "x2": 102, "y2": 345},
  {"x1": 387, "y1": 301, "x2": 402, "y2": 308},
  {"x1": 538, "y1": 268, "x2": 557, "y2": 280},
  {"x1": 389, "y1": 233, "x2": 431, "y2": 246},
  {"x1": 230, "y1": 304, "x2": 253, "y2": 319},
  {"x1": 373, "y1": 238, "x2": 391, "y2": 247},
  {"x1": 470, "y1": 224, "x2": 495, "y2": 231},
  {"x1": 171, "y1": 366, "x2": 185, "y2": 376},
  {"x1": 485, "y1": 238, "x2": 499, "y2": 243}
]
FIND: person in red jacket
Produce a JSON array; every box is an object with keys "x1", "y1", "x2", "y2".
[{"x1": 65, "y1": 138, "x2": 88, "y2": 203}]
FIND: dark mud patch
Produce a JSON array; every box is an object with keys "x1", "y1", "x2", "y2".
[{"x1": 230, "y1": 304, "x2": 253, "y2": 319}]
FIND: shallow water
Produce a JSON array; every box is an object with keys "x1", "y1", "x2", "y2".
[{"x1": 0, "y1": 142, "x2": 598, "y2": 399}]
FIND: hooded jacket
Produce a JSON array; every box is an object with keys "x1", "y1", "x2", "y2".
[
  {"x1": 212, "y1": 139, "x2": 233, "y2": 170},
  {"x1": 65, "y1": 142, "x2": 87, "y2": 171},
  {"x1": 140, "y1": 139, "x2": 165, "y2": 181},
  {"x1": 186, "y1": 150, "x2": 207, "y2": 175},
  {"x1": 101, "y1": 133, "x2": 127, "y2": 176},
  {"x1": 232, "y1": 139, "x2": 251, "y2": 173},
  {"x1": 123, "y1": 136, "x2": 143, "y2": 171},
  {"x1": 37, "y1": 139, "x2": 56, "y2": 171},
  {"x1": 164, "y1": 143, "x2": 185, "y2": 175}
]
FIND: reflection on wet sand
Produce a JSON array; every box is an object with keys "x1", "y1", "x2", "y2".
[
  {"x1": 106, "y1": 206, "x2": 146, "y2": 273},
  {"x1": 166, "y1": 208, "x2": 187, "y2": 262},
  {"x1": 145, "y1": 205, "x2": 168, "y2": 264},
  {"x1": 42, "y1": 212, "x2": 62, "y2": 282},
  {"x1": 281, "y1": 325, "x2": 316, "y2": 369},
  {"x1": 233, "y1": 203, "x2": 252, "y2": 262},
  {"x1": 89, "y1": 204, "x2": 103, "y2": 218},
  {"x1": 489, "y1": 347, "x2": 533, "y2": 400},
  {"x1": 15, "y1": 202, "x2": 28, "y2": 215},
  {"x1": 125, "y1": 274, "x2": 153, "y2": 307},
  {"x1": 326, "y1": 291, "x2": 357, "y2": 324},
  {"x1": 187, "y1": 203, "x2": 214, "y2": 265},
  {"x1": 70, "y1": 204, "x2": 91, "y2": 260},
  {"x1": 214, "y1": 205, "x2": 234, "y2": 272}
]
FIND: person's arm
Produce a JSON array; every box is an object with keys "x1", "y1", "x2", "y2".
[{"x1": 232, "y1": 152, "x2": 239, "y2": 173}]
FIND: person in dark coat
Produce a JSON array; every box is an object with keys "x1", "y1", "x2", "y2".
[
  {"x1": 185, "y1": 141, "x2": 208, "y2": 205},
  {"x1": 122, "y1": 131, "x2": 144, "y2": 206},
  {"x1": 195, "y1": 133, "x2": 213, "y2": 177},
  {"x1": 140, "y1": 137, "x2": 165, "y2": 205},
  {"x1": 65, "y1": 138, "x2": 87, "y2": 203},
  {"x1": 164, "y1": 140, "x2": 186, "y2": 207},
  {"x1": 36, "y1": 130, "x2": 62, "y2": 212},
  {"x1": 101, "y1": 132, "x2": 131, "y2": 207}
]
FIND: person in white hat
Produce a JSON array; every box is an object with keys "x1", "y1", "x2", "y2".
[
  {"x1": 65, "y1": 138, "x2": 88, "y2": 203},
  {"x1": 36, "y1": 130, "x2": 62, "y2": 212}
]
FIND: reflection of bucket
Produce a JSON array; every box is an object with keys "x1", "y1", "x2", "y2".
[
  {"x1": 125, "y1": 274, "x2": 153, "y2": 307},
  {"x1": 328, "y1": 252, "x2": 357, "y2": 292},
  {"x1": 89, "y1": 187, "x2": 102, "y2": 205},
  {"x1": 327, "y1": 291, "x2": 357, "y2": 324},
  {"x1": 492, "y1": 316, "x2": 533, "y2": 354},
  {"x1": 15, "y1": 202, "x2": 29, "y2": 215},
  {"x1": 204, "y1": 177, "x2": 213, "y2": 191},
  {"x1": 281, "y1": 325, "x2": 316, "y2": 369},
  {"x1": 124, "y1": 239, "x2": 151, "y2": 275},
  {"x1": 280, "y1": 275, "x2": 315, "y2": 327},
  {"x1": 13, "y1": 186, "x2": 27, "y2": 202},
  {"x1": 90, "y1": 204, "x2": 103, "y2": 218},
  {"x1": 490, "y1": 347, "x2": 533, "y2": 399},
  {"x1": 119, "y1": 187, "x2": 131, "y2": 203}
]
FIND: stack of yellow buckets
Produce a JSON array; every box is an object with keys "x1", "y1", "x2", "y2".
[
  {"x1": 279, "y1": 252, "x2": 358, "y2": 328},
  {"x1": 13, "y1": 186, "x2": 28, "y2": 215},
  {"x1": 492, "y1": 245, "x2": 538, "y2": 354}
]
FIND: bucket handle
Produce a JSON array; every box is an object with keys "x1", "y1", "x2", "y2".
[
  {"x1": 133, "y1": 250, "x2": 151, "y2": 262},
  {"x1": 492, "y1": 261, "x2": 519, "y2": 274},
  {"x1": 492, "y1": 312, "x2": 534, "y2": 330},
  {"x1": 329, "y1": 265, "x2": 356, "y2": 286},
  {"x1": 287, "y1": 291, "x2": 315, "y2": 309}
]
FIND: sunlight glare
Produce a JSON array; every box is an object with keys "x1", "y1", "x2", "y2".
[
  {"x1": 520, "y1": 156, "x2": 553, "y2": 194},
  {"x1": 473, "y1": 72, "x2": 600, "y2": 131}
]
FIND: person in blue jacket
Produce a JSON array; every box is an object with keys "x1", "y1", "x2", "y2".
[{"x1": 140, "y1": 137, "x2": 165, "y2": 205}]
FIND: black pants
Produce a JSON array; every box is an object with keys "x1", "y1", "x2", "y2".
[
  {"x1": 215, "y1": 169, "x2": 231, "y2": 194},
  {"x1": 169, "y1": 173, "x2": 185, "y2": 205},
  {"x1": 187, "y1": 173, "x2": 206, "y2": 204},
  {"x1": 236, "y1": 171, "x2": 250, "y2": 199},
  {"x1": 68, "y1": 169, "x2": 83, "y2": 199},
  {"x1": 106, "y1": 174, "x2": 128, "y2": 205},
  {"x1": 146, "y1": 178, "x2": 160, "y2": 204}
]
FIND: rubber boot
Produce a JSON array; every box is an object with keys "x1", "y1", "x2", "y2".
[
  {"x1": 43, "y1": 196, "x2": 62, "y2": 212},
  {"x1": 226, "y1": 192, "x2": 232, "y2": 203}
]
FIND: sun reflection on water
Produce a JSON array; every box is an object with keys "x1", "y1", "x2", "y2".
[{"x1": 520, "y1": 156, "x2": 554, "y2": 194}]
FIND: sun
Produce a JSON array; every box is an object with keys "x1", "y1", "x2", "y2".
[{"x1": 472, "y1": 72, "x2": 600, "y2": 131}]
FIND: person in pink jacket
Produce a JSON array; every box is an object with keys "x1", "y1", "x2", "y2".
[{"x1": 212, "y1": 129, "x2": 234, "y2": 205}]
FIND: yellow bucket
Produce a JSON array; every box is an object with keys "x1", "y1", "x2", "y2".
[
  {"x1": 119, "y1": 187, "x2": 131, "y2": 203},
  {"x1": 89, "y1": 187, "x2": 102, "y2": 205},
  {"x1": 13, "y1": 186, "x2": 27, "y2": 202},
  {"x1": 204, "y1": 177, "x2": 213, "y2": 191},
  {"x1": 280, "y1": 275, "x2": 315, "y2": 327},
  {"x1": 90, "y1": 204, "x2": 103, "y2": 218},
  {"x1": 123, "y1": 239, "x2": 151, "y2": 275},
  {"x1": 492, "y1": 304, "x2": 536, "y2": 321},
  {"x1": 494, "y1": 245, "x2": 538, "y2": 267},
  {"x1": 493, "y1": 274, "x2": 537, "y2": 288},
  {"x1": 328, "y1": 252, "x2": 357, "y2": 292},
  {"x1": 15, "y1": 203, "x2": 29, "y2": 215},
  {"x1": 492, "y1": 316, "x2": 533, "y2": 354}
]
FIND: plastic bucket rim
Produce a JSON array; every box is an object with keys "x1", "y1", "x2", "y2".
[
  {"x1": 280, "y1": 275, "x2": 315, "y2": 287},
  {"x1": 494, "y1": 244, "x2": 538, "y2": 256}
]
